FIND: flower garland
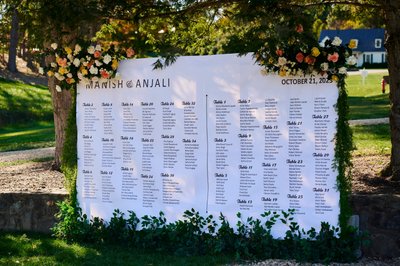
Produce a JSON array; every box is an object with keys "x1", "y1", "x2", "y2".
[
  {"x1": 40, "y1": 43, "x2": 135, "y2": 92},
  {"x1": 255, "y1": 36, "x2": 357, "y2": 81}
]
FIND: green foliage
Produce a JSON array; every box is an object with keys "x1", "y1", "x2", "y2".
[
  {"x1": 52, "y1": 205, "x2": 363, "y2": 263},
  {"x1": 335, "y1": 77, "x2": 354, "y2": 229}
]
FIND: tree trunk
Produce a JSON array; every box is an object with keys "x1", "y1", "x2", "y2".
[
  {"x1": 384, "y1": 0, "x2": 400, "y2": 181},
  {"x1": 7, "y1": 8, "x2": 19, "y2": 73},
  {"x1": 48, "y1": 77, "x2": 73, "y2": 170}
]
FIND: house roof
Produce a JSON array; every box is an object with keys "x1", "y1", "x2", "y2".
[{"x1": 319, "y1": 28, "x2": 385, "y2": 52}]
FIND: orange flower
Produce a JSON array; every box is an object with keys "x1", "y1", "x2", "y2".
[
  {"x1": 100, "y1": 69, "x2": 110, "y2": 79},
  {"x1": 94, "y1": 50, "x2": 102, "y2": 58},
  {"x1": 57, "y1": 57, "x2": 68, "y2": 67},
  {"x1": 304, "y1": 55, "x2": 316, "y2": 65}
]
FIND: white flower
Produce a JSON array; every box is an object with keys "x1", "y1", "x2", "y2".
[
  {"x1": 103, "y1": 54, "x2": 112, "y2": 64},
  {"x1": 332, "y1": 37, "x2": 342, "y2": 46},
  {"x1": 95, "y1": 44, "x2": 101, "y2": 51},
  {"x1": 67, "y1": 54, "x2": 74, "y2": 61},
  {"x1": 51, "y1": 43, "x2": 58, "y2": 50},
  {"x1": 346, "y1": 55, "x2": 357, "y2": 66},
  {"x1": 78, "y1": 72, "x2": 84, "y2": 80},
  {"x1": 339, "y1": 67, "x2": 347, "y2": 74},
  {"x1": 67, "y1": 73, "x2": 73, "y2": 78},
  {"x1": 92, "y1": 76, "x2": 99, "y2": 82},
  {"x1": 89, "y1": 65, "x2": 98, "y2": 75},
  {"x1": 95, "y1": 60, "x2": 102, "y2": 67},
  {"x1": 277, "y1": 57, "x2": 287, "y2": 66},
  {"x1": 55, "y1": 85, "x2": 62, "y2": 92},
  {"x1": 87, "y1": 46, "x2": 95, "y2": 54},
  {"x1": 321, "y1": 62, "x2": 329, "y2": 71},
  {"x1": 38, "y1": 67, "x2": 44, "y2": 75},
  {"x1": 74, "y1": 44, "x2": 81, "y2": 55},
  {"x1": 73, "y1": 58, "x2": 81, "y2": 67},
  {"x1": 51, "y1": 62, "x2": 57, "y2": 68},
  {"x1": 54, "y1": 72, "x2": 65, "y2": 81}
]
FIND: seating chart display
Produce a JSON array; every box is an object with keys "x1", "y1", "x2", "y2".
[{"x1": 76, "y1": 54, "x2": 339, "y2": 236}]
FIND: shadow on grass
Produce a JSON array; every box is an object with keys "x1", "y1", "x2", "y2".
[
  {"x1": 0, "y1": 232, "x2": 235, "y2": 265},
  {"x1": 348, "y1": 94, "x2": 390, "y2": 120}
]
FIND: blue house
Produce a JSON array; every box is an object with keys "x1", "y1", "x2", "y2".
[{"x1": 319, "y1": 28, "x2": 386, "y2": 67}]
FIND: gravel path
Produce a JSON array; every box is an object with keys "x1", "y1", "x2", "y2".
[{"x1": 0, "y1": 147, "x2": 55, "y2": 163}]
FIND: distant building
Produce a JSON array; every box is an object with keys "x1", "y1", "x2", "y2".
[{"x1": 319, "y1": 28, "x2": 386, "y2": 67}]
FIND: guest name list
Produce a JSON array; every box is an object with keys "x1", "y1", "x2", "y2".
[{"x1": 76, "y1": 54, "x2": 340, "y2": 237}]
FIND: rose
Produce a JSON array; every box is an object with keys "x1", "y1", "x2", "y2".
[
  {"x1": 327, "y1": 52, "x2": 339, "y2": 63},
  {"x1": 296, "y1": 24, "x2": 303, "y2": 33},
  {"x1": 95, "y1": 60, "x2": 103, "y2": 67},
  {"x1": 126, "y1": 47, "x2": 135, "y2": 58},
  {"x1": 89, "y1": 65, "x2": 98, "y2": 75},
  {"x1": 95, "y1": 44, "x2": 101, "y2": 51},
  {"x1": 94, "y1": 50, "x2": 101, "y2": 58},
  {"x1": 57, "y1": 57, "x2": 68, "y2": 67},
  {"x1": 111, "y1": 59, "x2": 119, "y2": 70},
  {"x1": 311, "y1": 47, "x2": 320, "y2": 57},
  {"x1": 74, "y1": 44, "x2": 82, "y2": 55},
  {"x1": 64, "y1": 47, "x2": 72, "y2": 55},
  {"x1": 47, "y1": 70, "x2": 54, "y2": 77},
  {"x1": 332, "y1": 37, "x2": 342, "y2": 46},
  {"x1": 277, "y1": 57, "x2": 287, "y2": 66},
  {"x1": 100, "y1": 69, "x2": 110, "y2": 79},
  {"x1": 51, "y1": 43, "x2": 58, "y2": 50},
  {"x1": 87, "y1": 46, "x2": 95, "y2": 54},
  {"x1": 338, "y1": 67, "x2": 347, "y2": 74},
  {"x1": 54, "y1": 72, "x2": 65, "y2": 81},
  {"x1": 347, "y1": 55, "x2": 357, "y2": 66},
  {"x1": 320, "y1": 62, "x2": 329, "y2": 71},
  {"x1": 348, "y1": 39, "x2": 357, "y2": 49},
  {"x1": 73, "y1": 58, "x2": 81, "y2": 67},
  {"x1": 58, "y1": 67, "x2": 68, "y2": 75},
  {"x1": 304, "y1": 55, "x2": 316, "y2": 65},
  {"x1": 295, "y1": 52, "x2": 304, "y2": 63},
  {"x1": 55, "y1": 85, "x2": 62, "y2": 92},
  {"x1": 103, "y1": 54, "x2": 112, "y2": 64},
  {"x1": 276, "y1": 49, "x2": 284, "y2": 56},
  {"x1": 50, "y1": 62, "x2": 57, "y2": 68},
  {"x1": 331, "y1": 75, "x2": 339, "y2": 81}
]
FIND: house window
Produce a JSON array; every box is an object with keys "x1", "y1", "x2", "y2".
[{"x1": 375, "y1": 38, "x2": 382, "y2": 48}]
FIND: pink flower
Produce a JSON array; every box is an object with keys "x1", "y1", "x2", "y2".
[
  {"x1": 296, "y1": 52, "x2": 304, "y2": 63},
  {"x1": 296, "y1": 24, "x2": 303, "y2": 33},
  {"x1": 126, "y1": 48, "x2": 135, "y2": 58},
  {"x1": 276, "y1": 49, "x2": 284, "y2": 56},
  {"x1": 94, "y1": 50, "x2": 102, "y2": 58},
  {"x1": 327, "y1": 52, "x2": 339, "y2": 63}
]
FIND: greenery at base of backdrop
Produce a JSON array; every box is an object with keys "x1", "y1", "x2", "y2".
[{"x1": 53, "y1": 35, "x2": 357, "y2": 262}]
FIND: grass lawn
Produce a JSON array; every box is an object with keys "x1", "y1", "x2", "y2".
[
  {"x1": 351, "y1": 123, "x2": 391, "y2": 156},
  {"x1": 0, "y1": 78, "x2": 54, "y2": 151},
  {"x1": 346, "y1": 72, "x2": 390, "y2": 120},
  {"x1": 0, "y1": 232, "x2": 235, "y2": 266}
]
